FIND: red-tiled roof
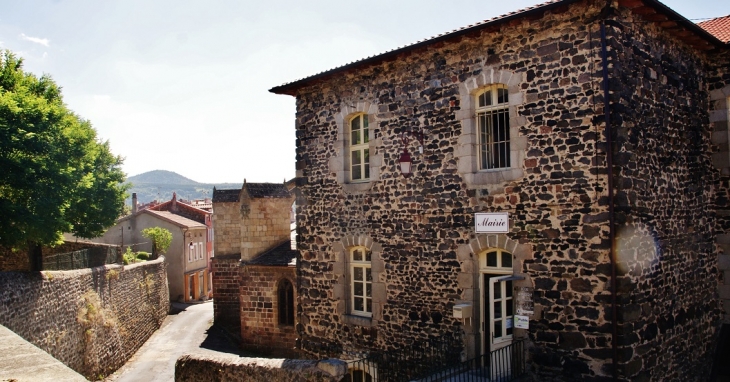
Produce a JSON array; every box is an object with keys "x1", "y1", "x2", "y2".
[{"x1": 698, "y1": 15, "x2": 730, "y2": 43}]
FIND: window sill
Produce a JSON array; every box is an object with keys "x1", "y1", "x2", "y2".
[
  {"x1": 463, "y1": 167, "x2": 523, "y2": 187},
  {"x1": 343, "y1": 182, "x2": 374, "y2": 194},
  {"x1": 343, "y1": 314, "x2": 374, "y2": 327}
]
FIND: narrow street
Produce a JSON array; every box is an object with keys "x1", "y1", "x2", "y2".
[{"x1": 105, "y1": 301, "x2": 240, "y2": 382}]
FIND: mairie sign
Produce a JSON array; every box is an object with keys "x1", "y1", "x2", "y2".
[{"x1": 474, "y1": 212, "x2": 509, "y2": 233}]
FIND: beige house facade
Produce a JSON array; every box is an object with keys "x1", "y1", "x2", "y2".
[{"x1": 90, "y1": 194, "x2": 212, "y2": 302}]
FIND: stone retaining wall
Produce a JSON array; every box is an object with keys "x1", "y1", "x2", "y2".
[
  {"x1": 0, "y1": 257, "x2": 169, "y2": 380},
  {"x1": 175, "y1": 353, "x2": 344, "y2": 382}
]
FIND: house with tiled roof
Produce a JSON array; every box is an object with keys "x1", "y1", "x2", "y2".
[
  {"x1": 89, "y1": 193, "x2": 212, "y2": 302},
  {"x1": 268, "y1": 0, "x2": 730, "y2": 380},
  {"x1": 211, "y1": 180, "x2": 297, "y2": 355}
]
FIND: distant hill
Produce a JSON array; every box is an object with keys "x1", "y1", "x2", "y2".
[
  {"x1": 125, "y1": 170, "x2": 242, "y2": 205},
  {"x1": 127, "y1": 170, "x2": 200, "y2": 185}
]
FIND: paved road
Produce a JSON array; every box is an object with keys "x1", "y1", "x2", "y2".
[{"x1": 105, "y1": 301, "x2": 240, "y2": 382}]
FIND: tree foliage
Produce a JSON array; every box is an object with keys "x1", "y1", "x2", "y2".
[
  {"x1": 0, "y1": 50, "x2": 128, "y2": 248},
  {"x1": 141, "y1": 227, "x2": 172, "y2": 258}
]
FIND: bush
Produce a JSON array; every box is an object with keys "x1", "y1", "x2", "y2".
[
  {"x1": 122, "y1": 247, "x2": 136, "y2": 265},
  {"x1": 122, "y1": 248, "x2": 149, "y2": 264}
]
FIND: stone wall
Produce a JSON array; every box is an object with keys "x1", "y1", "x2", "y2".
[
  {"x1": 0, "y1": 257, "x2": 169, "y2": 380},
  {"x1": 240, "y1": 265, "x2": 297, "y2": 356},
  {"x1": 175, "y1": 353, "x2": 344, "y2": 382},
  {"x1": 287, "y1": 0, "x2": 724, "y2": 381},
  {"x1": 239, "y1": 195, "x2": 294, "y2": 261},
  {"x1": 293, "y1": 0, "x2": 613, "y2": 379},
  {"x1": 709, "y1": 50, "x2": 730, "y2": 325},
  {"x1": 606, "y1": 10, "x2": 723, "y2": 381},
  {"x1": 0, "y1": 241, "x2": 121, "y2": 272},
  {"x1": 212, "y1": 254, "x2": 242, "y2": 335},
  {"x1": 213, "y1": 201, "x2": 242, "y2": 256}
]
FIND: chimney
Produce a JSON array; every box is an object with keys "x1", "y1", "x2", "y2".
[
  {"x1": 132, "y1": 193, "x2": 138, "y2": 214},
  {"x1": 171, "y1": 192, "x2": 177, "y2": 212}
]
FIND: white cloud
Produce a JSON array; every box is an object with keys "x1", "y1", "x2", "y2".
[{"x1": 19, "y1": 33, "x2": 49, "y2": 47}]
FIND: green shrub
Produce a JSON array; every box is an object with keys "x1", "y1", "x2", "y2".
[
  {"x1": 122, "y1": 247, "x2": 136, "y2": 265},
  {"x1": 136, "y1": 252, "x2": 149, "y2": 261}
]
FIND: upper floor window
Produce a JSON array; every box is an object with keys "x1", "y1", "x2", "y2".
[
  {"x1": 476, "y1": 85, "x2": 510, "y2": 170},
  {"x1": 349, "y1": 114, "x2": 370, "y2": 182},
  {"x1": 350, "y1": 246, "x2": 372, "y2": 316}
]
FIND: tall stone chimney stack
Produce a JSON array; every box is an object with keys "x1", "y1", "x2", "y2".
[{"x1": 132, "y1": 193, "x2": 138, "y2": 214}]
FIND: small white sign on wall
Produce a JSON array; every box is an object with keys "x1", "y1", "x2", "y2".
[
  {"x1": 474, "y1": 212, "x2": 509, "y2": 233},
  {"x1": 515, "y1": 315, "x2": 529, "y2": 329}
]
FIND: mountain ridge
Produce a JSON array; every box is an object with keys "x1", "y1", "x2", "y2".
[
  {"x1": 127, "y1": 170, "x2": 201, "y2": 185},
  {"x1": 125, "y1": 170, "x2": 242, "y2": 204}
]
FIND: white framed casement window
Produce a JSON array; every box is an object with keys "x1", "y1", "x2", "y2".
[
  {"x1": 350, "y1": 246, "x2": 372, "y2": 316},
  {"x1": 489, "y1": 275, "x2": 515, "y2": 344},
  {"x1": 479, "y1": 248, "x2": 515, "y2": 356},
  {"x1": 476, "y1": 85, "x2": 510, "y2": 170},
  {"x1": 349, "y1": 114, "x2": 370, "y2": 182}
]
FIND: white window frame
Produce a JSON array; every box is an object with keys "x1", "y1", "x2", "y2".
[
  {"x1": 489, "y1": 275, "x2": 515, "y2": 345},
  {"x1": 349, "y1": 114, "x2": 370, "y2": 182},
  {"x1": 479, "y1": 248, "x2": 514, "y2": 355},
  {"x1": 476, "y1": 84, "x2": 510, "y2": 171},
  {"x1": 349, "y1": 246, "x2": 372, "y2": 317}
]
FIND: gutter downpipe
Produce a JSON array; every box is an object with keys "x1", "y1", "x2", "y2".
[
  {"x1": 183, "y1": 228, "x2": 189, "y2": 302},
  {"x1": 601, "y1": 22, "x2": 619, "y2": 381}
]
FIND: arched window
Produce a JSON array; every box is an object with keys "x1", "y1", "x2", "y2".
[
  {"x1": 278, "y1": 278, "x2": 294, "y2": 325},
  {"x1": 476, "y1": 84, "x2": 510, "y2": 170},
  {"x1": 349, "y1": 114, "x2": 370, "y2": 182},
  {"x1": 350, "y1": 246, "x2": 372, "y2": 316}
]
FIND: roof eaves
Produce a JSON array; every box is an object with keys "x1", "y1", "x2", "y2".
[
  {"x1": 635, "y1": 0, "x2": 727, "y2": 49},
  {"x1": 269, "y1": 0, "x2": 581, "y2": 95},
  {"x1": 270, "y1": 0, "x2": 728, "y2": 96}
]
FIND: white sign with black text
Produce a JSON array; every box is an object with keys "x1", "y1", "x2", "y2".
[
  {"x1": 474, "y1": 212, "x2": 509, "y2": 233},
  {"x1": 515, "y1": 315, "x2": 529, "y2": 329}
]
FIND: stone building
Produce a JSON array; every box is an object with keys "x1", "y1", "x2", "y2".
[
  {"x1": 90, "y1": 193, "x2": 212, "y2": 302},
  {"x1": 269, "y1": 0, "x2": 730, "y2": 380},
  {"x1": 211, "y1": 181, "x2": 297, "y2": 355}
]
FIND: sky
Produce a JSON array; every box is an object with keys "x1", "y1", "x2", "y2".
[{"x1": 0, "y1": 0, "x2": 727, "y2": 183}]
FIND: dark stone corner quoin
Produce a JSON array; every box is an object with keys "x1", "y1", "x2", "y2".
[{"x1": 260, "y1": 0, "x2": 730, "y2": 381}]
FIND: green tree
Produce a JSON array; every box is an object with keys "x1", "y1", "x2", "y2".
[
  {"x1": 0, "y1": 50, "x2": 128, "y2": 268},
  {"x1": 141, "y1": 227, "x2": 172, "y2": 259}
]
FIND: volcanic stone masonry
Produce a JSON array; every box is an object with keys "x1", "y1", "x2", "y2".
[{"x1": 276, "y1": 0, "x2": 728, "y2": 381}]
